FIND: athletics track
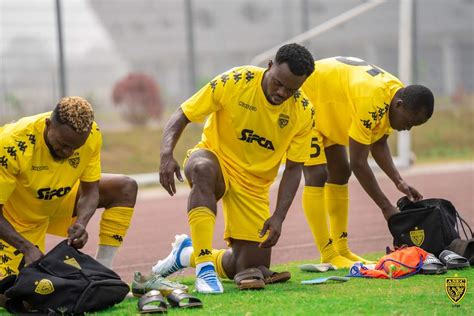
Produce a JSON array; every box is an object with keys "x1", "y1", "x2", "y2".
[{"x1": 46, "y1": 162, "x2": 474, "y2": 282}]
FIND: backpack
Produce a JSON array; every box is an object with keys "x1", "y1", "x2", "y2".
[
  {"x1": 349, "y1": 246, "x2": 428, "y2": 279},
  {"x1": 388, "y1": 197, "x2": 473, "y2": 256},
  {"x1": 1, "y1": 240, "x2": 129, "y2": 314}
]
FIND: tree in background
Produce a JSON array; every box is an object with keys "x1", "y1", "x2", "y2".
[{"x1": 112, "y1": 73, "x2": 163, "y2": 125}]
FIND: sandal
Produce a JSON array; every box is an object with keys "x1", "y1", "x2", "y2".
[
  {"x1": 301, "y1": 276, "x2": 350, "y2": 285},
  {"x1": 299, "y1": 263, "x2": 337, "y2": 272},
  {"x1": 257, "y1": 266, "x2": 291, "y2": 284},
  {"x1": 420, "y1": 253, "x2": 447, "y2": 275},
  {"x1": 131, "y1": 272, "x2": 188, "y2": 297},
  {"x1": 439, "y1": 250, "x2": 470, "y2": 269},
  {"x1": 166, "y1": 289, "x2": 202, "y2": 309},
  {"x1": 234, "y1": 268, "x2": 266, "y2": 290},
  {"x1": 137, "y1": 290, "x2": 167, "y2": 314}
]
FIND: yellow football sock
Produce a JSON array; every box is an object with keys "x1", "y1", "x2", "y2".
[
  {"x1": 188, "y1": 207, "x2": 215, "y2": 265},
  {"x1": 99, "y1": 206, "x2": 134, "y2": 246},
  {"x1": 302, "y1": 186, "x2": 338, "y2": 262},
  {"x1": 325, "y1": 184, "x2": 372, "y2": 263}
]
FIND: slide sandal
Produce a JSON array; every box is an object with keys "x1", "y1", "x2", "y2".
[
  {"x1": 257, "y1": 266, "x2": 291, "y2": 284},
  {"x1": 439, "y1": 250, "x2": 470, "y2": 269},
  {"x1": 166, "y1": 289, "x2": 202, "y2": 309},
  {"x1": 301, "y1": 276, "x2": 350, "y2": 285},
  {"x1": 299, "y1": 263, "x2": 337, "y2": 272},
  {"x1": 138, "y1": 290, "x2": 167, "y2": 314},
  {"x1": 420, "y1": 253, "x2": 447, "y2": 275},
  {"x1": 234, "y1": 267, "x2": 266, "y2": 290}
]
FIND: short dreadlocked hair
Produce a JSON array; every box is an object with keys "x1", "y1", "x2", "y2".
[
  {"x1": 52, "y1": 96, "x2": 94, "y2": 133},
  {"x1": 275, "y1": 43, "x2": 315, "y2": 77},
  {"x1": 400, "y1": 85, "x2": 434, "y2": 120}
]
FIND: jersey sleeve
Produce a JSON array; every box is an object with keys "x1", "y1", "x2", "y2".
[
  {"x1": 79, "y1": 124, "x2": 102, "y2": 182},
  {"x1": 180, "y1": 70, "x2": 232, "y2": 123},
  {"x1": 0, "y1": 137, "x2": 20, "y2": 204},
  {"x1": 348, "y1": 97, "x2": 378, "y2": 145},
  {"x1": 286, "y1": 98, "x2": 314, "y2": 163}
]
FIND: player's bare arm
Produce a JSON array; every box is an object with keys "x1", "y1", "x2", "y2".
[
  {"x1": 349, "y1": 137, "x2": 398, "y2": 221},
  {"x1": 159, "y1": 108, "x2": 190, "y2": 196},
  {"x1": 68, "y1": 180, "x2": 99, "y2": 249},
  {"x1": 259, "y1": 159, "x2": 303, "y2": 248},
  {"x1": 0, "y1": 204, "x2": 43, "y2": 265},
  {"x1": 370, "y1": 135, "x2": 423, "y2": 202}
]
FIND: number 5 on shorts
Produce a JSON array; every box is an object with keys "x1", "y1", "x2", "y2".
[{"x1": 310, "y1": 137, "x2": 320, "y2": 158}]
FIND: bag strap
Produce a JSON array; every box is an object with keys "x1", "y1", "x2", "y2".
[
  {"x1": 454, "y1": 209, "x2": 473, "y2": 239},
  {"x1": 377, "y1": 255, "x2": 424, "y2": 279}
]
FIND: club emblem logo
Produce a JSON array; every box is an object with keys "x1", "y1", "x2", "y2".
[
  {"x1": 409, "y1": 227, "x2": 424, "y2": 246},
  {"x1": 445, "y1": 277, "x2": 467, "y2": 304},
  {"x1": 35, "y1": 279, "x2": 55, "y2": 295},
  {"x1": 278, "y1": 114, "x2": 289, "y2": 128},
  {"x1": 68, "y1": 156, "x2": 80, "y2": 168}
]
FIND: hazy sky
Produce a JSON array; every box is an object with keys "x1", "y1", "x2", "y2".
[{"x1": 0, "y1": 0, "x2": 112, "y2": 57}]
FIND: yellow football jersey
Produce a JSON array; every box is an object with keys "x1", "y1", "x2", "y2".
[
  {"x1": 302, "y1": 57, "x2": 403, "y2": 146},
  {"x1": 0, "y1": 112, "x2": 102, "y2": 232},
  {"x1": 181, "y1": 65, "x2": 314, "y2": 193}
]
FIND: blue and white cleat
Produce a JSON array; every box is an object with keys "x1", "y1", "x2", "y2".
[
  {"x1": 195, "y1": 263, "x2": 224, "y2": 294},
  {"x1": 152, "y1": 234, "x2": 192, "y2": 277}
]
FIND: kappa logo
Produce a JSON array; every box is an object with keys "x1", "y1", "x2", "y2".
[
  {"x1": 31, "y1": 165, "x2": 49, "y2": 171},
  {"x1": 238, "y1": 101, "x2": 257, "y2": 112},
  {"x1": 35, "y1": 279, "x2": 55, "y2": 295},
  {"x1": 409, "y1": 227, "x2": 425, "y2": 246},
  {"x1": 68, "y1": 156, "x2": 80, "y2": 168},
  {"x1": 278, "y1": 114, "x2": 289, "y2": 128},
  {"x1": 445, "y1": 277, "x2": 467, "y2": 304},
  {"x1": 36, "y1": 186, "x2": 72, "y2": 200},
  {"x1": 238, "y1": 129, "x2": 275, "y2": 151},
  {"x1": 112, "y1": 234, "x2": 124, "y2": 243},
  {"x1": 198, "y1": 249, "x2": 212, "y2": 257}
]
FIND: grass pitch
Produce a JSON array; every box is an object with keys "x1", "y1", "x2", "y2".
[{"x1": 96, "y1": 254, "x2": 472, "y2": 315}]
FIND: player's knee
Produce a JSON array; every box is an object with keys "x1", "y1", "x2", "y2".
[
  {"x1": 303, "y1": 165, "x2": 328, "y2": 186},
  {"x1": 113, "y1": 175, "x2": 138, "y2": 207},
  {"x1": 190, "y1": 160, "x2": 217, "y2": 182}
]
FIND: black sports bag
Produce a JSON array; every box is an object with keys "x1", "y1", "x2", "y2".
[
  {"x1": 388, "y1": 197, "x2": 473, "y2": 256},
  {"x1": 1, "y1": 240, "x2": 129, "y2": 314}
]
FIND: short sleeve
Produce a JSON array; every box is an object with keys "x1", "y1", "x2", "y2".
[
  {"x1": 181, "y1": 70, "x2": 231, "y2": 123},
  {"x1": 348, "y1": 97, "x2": 378, "y2": 145},
  {"x1": 286, "y1": 100, "x2": 314, "y2": 163},
  {"x1": 0, "y1": 138, "x2": 20, "y2": 204},
  {"x1": 79, "y1": 125, "x2": 102, "y2": 182}
]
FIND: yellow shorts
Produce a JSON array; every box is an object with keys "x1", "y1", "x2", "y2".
[
  {"x1": 0, "y1": 182, "x2": 79, "y2": 279},
  {"x1": 184, "y1": 147, "x2": 270, "y2": 246},
  {"x1": 304, "y1": 129, "x2": 337, "y2": 166}
]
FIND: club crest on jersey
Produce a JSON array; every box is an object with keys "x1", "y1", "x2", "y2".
[
  {"x1": 238, "y1": 129, "x2": 275, "y2": 151},
  {"x1": 278, "y1": 114, "x2": 289, "y2": 128},
  {"x1": 68, "y1": 155, "x2": 80, "y2": 168}
]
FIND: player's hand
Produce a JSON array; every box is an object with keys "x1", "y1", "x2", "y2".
[
  {"x1": 381, "y1": 205, "x2": 399, "y2": 221},
  {"x1": 23, "y1": 246, "x2": 43, "y2": 266},
  {"x1": 67, "y1": 222, "x2": 88, "y2": 249},
  {"x1": 159, "y1": 153, "x2": 183, "y2": 196},
  {"x1": 259, "y1": 215, "x2": 283, "y2": 248},
  {"x1": 396, "y1": 180, "x2": 423, "y2": 202}
]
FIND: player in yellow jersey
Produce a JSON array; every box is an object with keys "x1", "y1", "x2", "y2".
[
  {"x1": 0, "y1": 97, "x2": 137, "y2": 282},
  {"x1": 154, "y1": 44, "x2": 315, "y2": 293},
  {"x1": 300, "y1": 57, "x2": 434, "y2": 268}
]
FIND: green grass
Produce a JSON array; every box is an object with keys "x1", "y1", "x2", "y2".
[
  {"x1": 1, "y1": 254, "x2": 472, "y2": 315},
  {"x1": 100, "y1": 105, "x2": 474, "y2": 174}
]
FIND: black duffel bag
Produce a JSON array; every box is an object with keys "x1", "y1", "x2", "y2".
[
  {"x1": 1, "y1": 240, "x2": 129, "y2": 314},
  {"x1": 388, "y1": 197, "x2": 473, "y2": 256}
]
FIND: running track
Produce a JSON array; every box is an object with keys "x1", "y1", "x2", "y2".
[{"x1": 46, "y1": 162, "x2": 474, "y2": 282}]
